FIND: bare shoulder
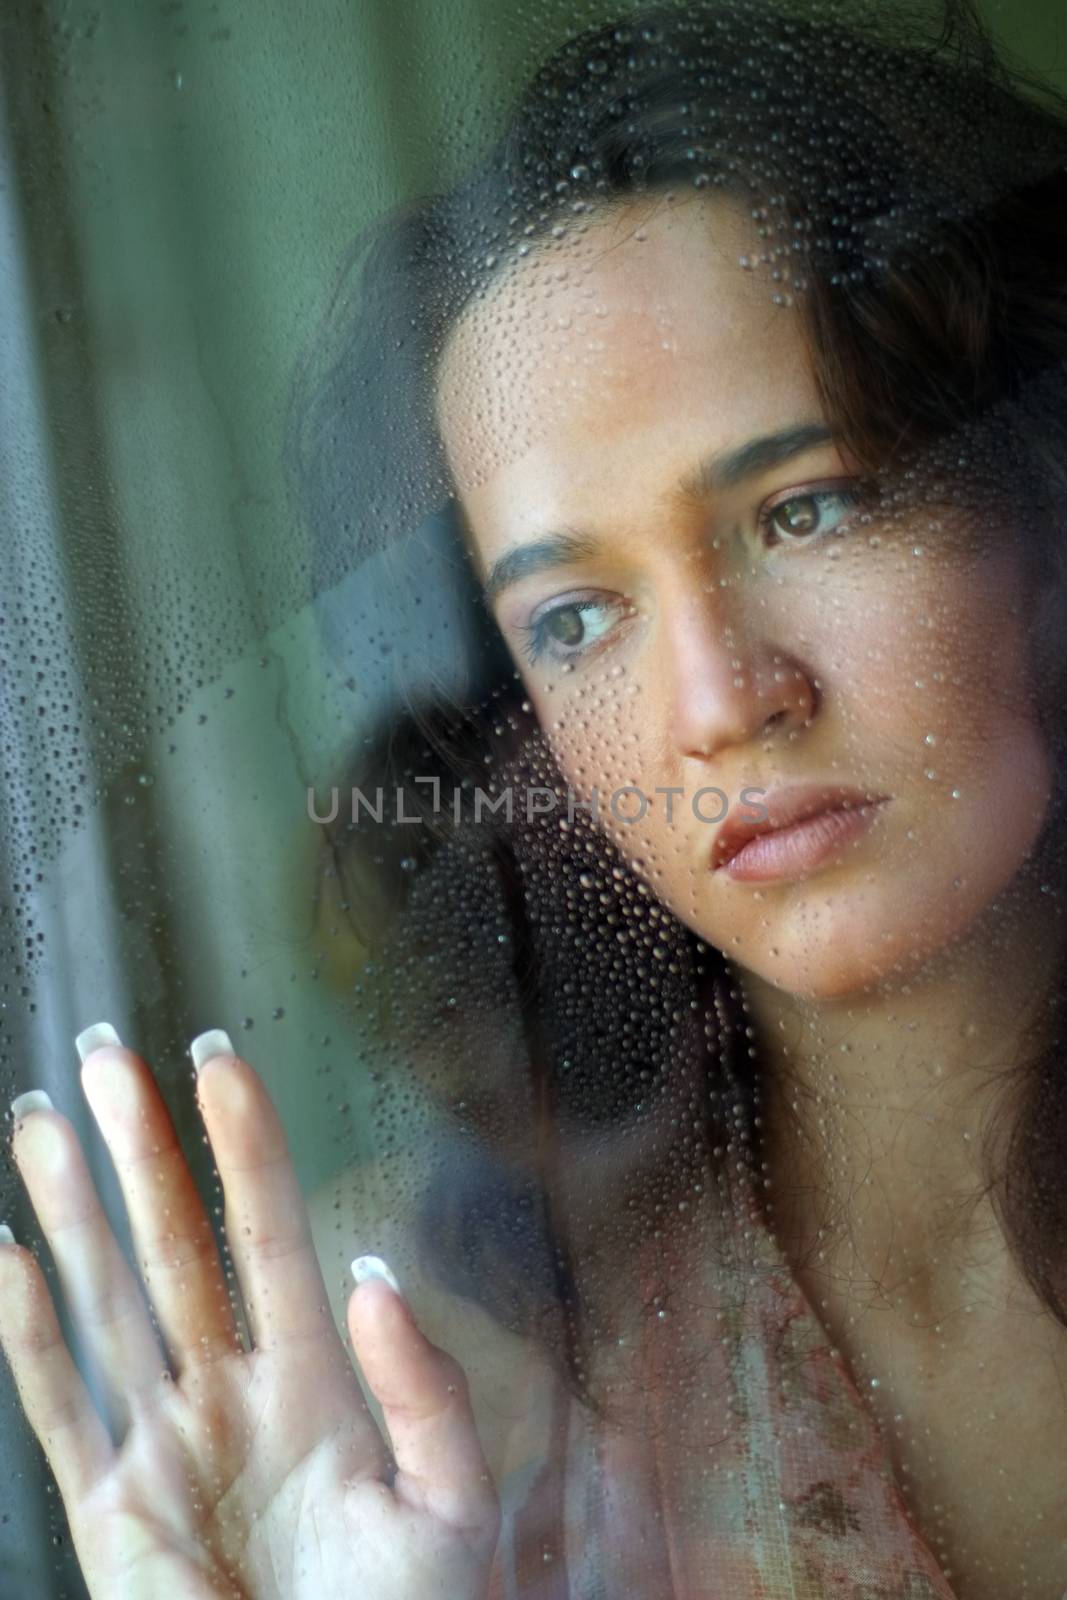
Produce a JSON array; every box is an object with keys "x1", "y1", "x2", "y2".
[{"x1": 307, "y1": 1150, "x2": 559, "y2": 1485}]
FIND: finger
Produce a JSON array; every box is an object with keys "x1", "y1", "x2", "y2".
[
  {"x1": 192, "y1": 1033, "x2": 341, "y2": 1353},
  {"x1": 78, "y1": 1041, "x2": 240, "y2": 1373},
  {"x1": 10, "y1": 1093, "x2": 165, "y2": 1420},
  {"x1": 0, "y1": 1227, "x2": 112, "y2": 1504},
  {"x1": 348, "y1": 1261, "x2": 500, "y2": 1533}
]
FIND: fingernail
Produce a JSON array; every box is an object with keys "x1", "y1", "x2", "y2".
[
  {"x1": 0, "y1": 1224, "x2": 14, "y2": 1245},
  {"x1": 11, "y1": 1090, "x2": 53, "y2": 1119},
  {"x1": 75, "y1": 1022, "x2": 123, "y2": 1064},
  {"x1": 190, "y1": 1030, "x2": 235, "y2": 1073},
  {"x1": 351, "y1": 1255, "x2": 402, "y2": 1294}
]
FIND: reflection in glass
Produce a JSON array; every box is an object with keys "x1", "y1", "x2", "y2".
[{"x1": 4, "y1": 2, "x2": 1067, "y2": 1596}]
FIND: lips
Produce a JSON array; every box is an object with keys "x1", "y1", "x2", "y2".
[{"x1": 711, "y1": 785, "x2": 891, "y2": 872}]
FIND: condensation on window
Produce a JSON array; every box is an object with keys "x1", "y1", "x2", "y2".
[{"x1": 2, "y1": 2, "x2": 1067, "y2": 1597}]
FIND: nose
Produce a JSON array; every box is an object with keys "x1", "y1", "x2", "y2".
[{"x1": 665, "y1": 584, "x2": 817, "y2": 761}]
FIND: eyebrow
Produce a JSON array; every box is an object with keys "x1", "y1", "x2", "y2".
[
  {"x1": 676, "y1": 421, "x2": 834, "y2": 497},
  {"x1": 481, "y1": 421, "x2": 835, "y2": 604}
]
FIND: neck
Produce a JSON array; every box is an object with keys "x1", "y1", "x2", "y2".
[{"x1": 737, "y1": 864, "x2": 1067, "y2": 1325}]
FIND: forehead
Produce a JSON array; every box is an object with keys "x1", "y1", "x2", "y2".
[{"x1": 434, "y1": 194, "x2": 820, "y2": 502}]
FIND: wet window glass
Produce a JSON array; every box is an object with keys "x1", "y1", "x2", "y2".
[{"x1": 3, "y1": 2, "x2": 1067, "y2": 1596}]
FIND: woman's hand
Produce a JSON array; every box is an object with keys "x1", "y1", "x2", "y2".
[{"x1": 0, "y1": 1028, "x2": 500, "y2": 1599}]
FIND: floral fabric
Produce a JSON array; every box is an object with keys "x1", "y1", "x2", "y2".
[{"x1": 488, "y1": 1180, "x2": 957, "y2": 1600}]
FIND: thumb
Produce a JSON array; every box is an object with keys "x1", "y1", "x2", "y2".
[{"x1": 347, "y1": 1257, "x2": 500, "y2": 1537}]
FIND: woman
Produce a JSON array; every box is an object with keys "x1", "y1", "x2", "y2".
[{"x1": 4, "y1": 1, "x2": 1067, "y2": 1594}]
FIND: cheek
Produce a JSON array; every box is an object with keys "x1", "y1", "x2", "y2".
[
  {"x1": 780, "y1": 553, "x2": 1053, "y2": 944},
  {"x1": 749, "y1": 559, "x2": 1052, "y2": 993},
  {"x1": 517, "y1": 676, "x2": 679, "y2": 876},
  {"x1": 839, "y1": 550, "x2": 1048, "y2": 796},
  {"x1": 524, "y1": 676, "x2": 653, "y2": 795}
]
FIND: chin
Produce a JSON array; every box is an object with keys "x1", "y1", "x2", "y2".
[
  {"x1": 714, "y1": 872, "x2": 1033, "y2": 1002},
  {"x1": 734, "y1": 944, "x2": 912, "y2": 1001},
  {"x1": 742, "y1": 947, "x2": 908, "y2": 998}
]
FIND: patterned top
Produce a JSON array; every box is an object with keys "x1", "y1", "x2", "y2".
[
  {"x1": 486, "y1": 1174, "x2": 957, "y2": 1600},
  {"x1": 364, "y1": 823, "x2": 964, "y2": 1596}
]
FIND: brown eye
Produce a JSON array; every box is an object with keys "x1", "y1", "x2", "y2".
[
  {"x1": 521, "y1": 596, "x2": 629, "y2": 666},
  {"x1": 762, "y1": 487, "x2": 858, "y2": 545},
  {"x1": 772, "y1": 496, "x2": 820, "y2": 536}
]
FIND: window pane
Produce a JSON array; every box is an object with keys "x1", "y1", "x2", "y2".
[{"x1": 2, "y1": 2, "x2": 1067, "y2": 1596}]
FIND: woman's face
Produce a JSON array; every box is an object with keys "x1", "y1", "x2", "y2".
[{"x1": 435, "y1": 195, "x2": 1052, "y2": 998}]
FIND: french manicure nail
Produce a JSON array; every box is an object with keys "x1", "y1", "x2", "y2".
[
  {"x1": 190, "y1": 1029, "x2": 236, "y2": 1073},
  {"x1": 75, "y1": 1022, "x2": 123, "y2": 1064},
  {"x1": 351, "y1": 1255, "x2": 402, "y2": 1294},
  {"x1": 11, "y1": 1090, "x2": 54, "y2": 1120},
  {"x1": 0, "y1": 1224, "x2": 14, "y2": 1246}
]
